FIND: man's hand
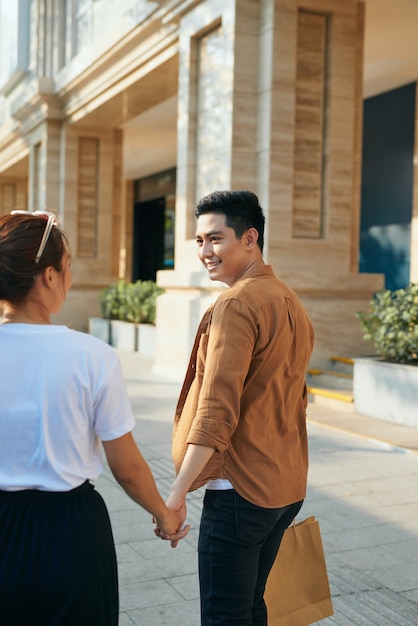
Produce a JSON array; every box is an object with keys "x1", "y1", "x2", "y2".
[
  {"x1": 166, "y1": 492, "x2": 187, "y2": 526},
  {"x1": 154, "y1": 505, "x2": 187, "y2": 537},
  {"x1": 153, "y1": 497, "x2": 189, "y2": 548},
  {"x1": 153, "y1": 521, "x2": 191, "y2": 548}
]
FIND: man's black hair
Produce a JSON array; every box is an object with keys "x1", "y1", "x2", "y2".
[{"x1": 195, "y1": 190, "x2": 265, "y2": 252}]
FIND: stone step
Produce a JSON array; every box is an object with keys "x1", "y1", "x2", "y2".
[
  {"x1": 328, "y1": 355, "x2": 354, "y2": 374},
  {"x1": 307, "y1": 369, "x2": 353, "y2": 390},
  {"x1": 307, "y1": 356, "x2": 354, "y2": 410}
]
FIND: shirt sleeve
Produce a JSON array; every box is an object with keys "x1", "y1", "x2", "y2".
[{"x1": 187, "y1": 297, "x2": 257, "y2": 452}]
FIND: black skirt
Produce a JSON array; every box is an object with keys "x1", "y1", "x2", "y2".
[{"x1": 0, "y1": 481, "x2": 118, "y2": 626}]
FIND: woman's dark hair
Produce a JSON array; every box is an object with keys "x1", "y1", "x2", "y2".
[
  {"x1": 0, "y1": 213, "x2": 68, "y2": 304},
  {"x1": 195, "y1": 190, "x2": 265, "y2": 252}
]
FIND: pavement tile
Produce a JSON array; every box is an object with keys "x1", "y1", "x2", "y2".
[
  {"x1": 129, "y1": 536, "x2": 195, "y2": 560},
  {"x1": 119, "y1": 611, "x2": 136, "y2": 625},
  {"x1": 405, "y1": 589, "x2": 418, "y2": 604},
  {"x1": 167, "y1": 573, "x2": 200, "y2": 601},
  {"x1": 324, "y1": 523, "x2": 412, "y2": 551},
  {"x1": 125, "y1": 598, "x2": 201, "y2": 625},
  {"x1": 120, "y1": 579, "x2": 183, "y2": 612},
  {"x1": 118, "y1": 551, "x2": 198, "y2": 585},
  {"x1": 117, "y1": 542, "x2": 147, "y2": 564},
  {"x1": 107, "y1": 351, "x2": 418, "y2": 626},
  {"x1": 364, "y1": 559, "x2": 418, "y2": 593}
]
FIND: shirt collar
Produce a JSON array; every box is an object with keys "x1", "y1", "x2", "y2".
[{"x1": 238, "y1": 262, "x2": 273, "y2": 282}]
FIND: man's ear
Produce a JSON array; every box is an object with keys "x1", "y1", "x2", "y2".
[{"x1": 245, "y1": 227, "x2": 259, "y2": 250}]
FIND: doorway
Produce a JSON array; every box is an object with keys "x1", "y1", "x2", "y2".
[
  {"x1": 132, "y1": 168, "x2": 176, "y2": 282},
  {"x1": 133, "y1": 197, "x2": 165, "y2": 281}
]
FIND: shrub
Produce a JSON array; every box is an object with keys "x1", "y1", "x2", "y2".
[
  {"x1": 99, "y1": 279, "x2": 164, "y2": 325},
  {"x1": 356, "y1": 283, "x2": 418, "y2": 364}
]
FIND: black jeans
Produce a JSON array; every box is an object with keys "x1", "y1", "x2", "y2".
[{"x1": 198, "y1": 489, "x2": 303, "y2": 626}]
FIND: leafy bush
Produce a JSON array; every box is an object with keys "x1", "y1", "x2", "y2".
[
  {"x1": 99, "y1": 279, "x2": 164, "y2": 325},
  {"x1": 356, "y1": 283, "x2": 418, "y2": 364}
]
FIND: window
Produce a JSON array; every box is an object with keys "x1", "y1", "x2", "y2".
[
  {"x1": 74, "y1": 0, "x2": 94, "y2": 56},
  {"x1": 0, "y1": 0, "x2": 30, "y2": 93}
]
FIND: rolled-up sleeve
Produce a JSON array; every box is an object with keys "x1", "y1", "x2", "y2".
[{"x1": 186, "y1": 297, "x2": 257, "y2": 451}]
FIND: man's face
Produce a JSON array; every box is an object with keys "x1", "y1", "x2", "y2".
[{"x1": 195, "y1": 213, "x2": 250, "y2": 286}]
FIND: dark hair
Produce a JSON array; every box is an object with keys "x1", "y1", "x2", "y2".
[
  {"x1": 0, "y1": 213, "x2": 68, "y2": 304},
  {"x1": 195, "y1": 190, "x2": 265, "y2": 251}
]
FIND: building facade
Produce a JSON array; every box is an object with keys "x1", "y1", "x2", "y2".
[{"x1": 0, "y1": 0, "x2": 415, "y2": 376}]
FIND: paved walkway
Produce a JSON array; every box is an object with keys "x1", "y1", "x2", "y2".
[{"x1": 95, "y1": 351, "x2": 418, "y2": 625}]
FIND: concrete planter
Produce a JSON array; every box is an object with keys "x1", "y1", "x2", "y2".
[
  {"x1": 137, "y1": 324, "x2": 156, "y2": 357},
  {"x1": 354, "y1": 357, "x2": 418, "y2": 429},
  {"x1": 110, "y1": 320, "x2": 138, "y2": 351},
  {"x1": 88, "y1": 317, "x2": 111, "y2": 344},
  {"x1": 88, "y1": 319, "x2": 156, "y2": 357}
]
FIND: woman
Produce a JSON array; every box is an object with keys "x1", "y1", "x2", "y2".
[{"x1": 0, "y1": 211, "x2": 187, "y2": 625}]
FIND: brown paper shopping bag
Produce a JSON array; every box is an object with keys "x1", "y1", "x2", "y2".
[{"x1": 264, "y1": 516, "x2": 333, "y2": 625}]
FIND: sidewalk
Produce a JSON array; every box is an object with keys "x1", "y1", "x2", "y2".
[{"x1": 96, "y1": 351, "x2": 418, "y2": 626}]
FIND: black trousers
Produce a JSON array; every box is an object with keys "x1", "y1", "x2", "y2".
[
  {"x1": 0, "y1": 481, "x2": 118, "y2": 626},
  {"x1": 198, "y1": 490, "x2": 303, "y2": 625}
]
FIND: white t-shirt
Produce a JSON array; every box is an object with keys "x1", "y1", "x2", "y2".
[{"x1": 0, "y1": 324, "x2": 136, "y2": 491}]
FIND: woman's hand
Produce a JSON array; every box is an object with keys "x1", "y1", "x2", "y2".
[{"x1": 103, "y1": 433, "x2": 190, "y2": 547}]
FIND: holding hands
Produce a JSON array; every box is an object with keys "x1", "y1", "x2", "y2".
[
  {"x1": 154, "y1": 443, "x2": 215, "y2": 546},
  {"x1": 154, "y1": 490, "x2": 189, "y2": 548}
]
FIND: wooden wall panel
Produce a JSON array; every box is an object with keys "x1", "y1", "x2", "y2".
[
  {"x1": 268, "y1": 0, "x2": 365, "y2": 274},
  {"x1": 292, "y1": 9, "x2": 329, "y2": 239},
  {"x1": 77, "y1": 137, "x2": 99, "y2": 258},
  {"x1": 1, "y1": 184, "x2": 16, "y2": 213}
]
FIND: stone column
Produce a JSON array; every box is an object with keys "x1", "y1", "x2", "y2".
[
  {"x1": 27, "y1": 119, "x2": 61, "y2": 212},
  {"x1": 156, "y1": 0, "x2": 271, "y2": 378},
  {"x1": 52, "y1": 125, "x2": 125, "y2": 329},
  {"x1": 156, "y1": 0, "x2": 238, "y2": 378},
  {"x1": 155, "y1": 0, "x2": 384, "y2": 378}
]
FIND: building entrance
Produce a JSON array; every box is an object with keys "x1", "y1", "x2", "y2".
[{"x1": 132, "y1": 168, "x2": 176, "y2": 282}]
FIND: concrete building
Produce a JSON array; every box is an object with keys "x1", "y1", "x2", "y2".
[{"x1": 0, "y1": 0, "x2": 417, "y2": 375}]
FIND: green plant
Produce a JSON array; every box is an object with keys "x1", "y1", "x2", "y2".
[
  {"x1": 99, "y1": 280, "x2": 127, "y2": 321},
  {"x1": 356, "y1": 283, "x2": 418, "y2": 364},
  {"x1": 99, "y1": 279, "x2": 164, "y2": 325}
]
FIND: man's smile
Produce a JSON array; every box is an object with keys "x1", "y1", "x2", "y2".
[{"x1": 206, "y1": 261, "x2": 221, "y2": 269}]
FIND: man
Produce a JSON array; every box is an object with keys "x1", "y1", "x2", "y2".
[{"x1": 161, "y1": 190, "x2": 314, "y2": 625}]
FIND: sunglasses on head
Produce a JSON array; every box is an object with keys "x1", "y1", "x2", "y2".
[{"x1": 10, "y1": 210, "x2": 60, "y2": 264}]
